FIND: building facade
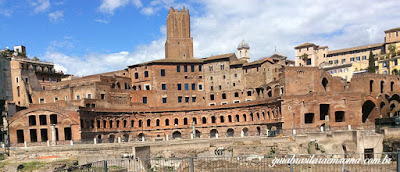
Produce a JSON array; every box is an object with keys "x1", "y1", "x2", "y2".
[{"x1": 7, "y1": 7, "x2": 400, "y2": 146}]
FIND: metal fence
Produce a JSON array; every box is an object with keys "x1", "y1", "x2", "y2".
[{"x1": 55, "y1": 152, "x2": 400, "y2": 172}]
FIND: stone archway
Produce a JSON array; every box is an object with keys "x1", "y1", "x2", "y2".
[
  {"x1": 210, "y1": 129, "x2": 218, "y2": 138},
  {"x1": 172, "y1": 131, "x2": 182, "y2": 140},
  {"x1": 108, "y1": 134, "x2": 115, "y2": 143},
  {"x1": 242, "y1": 127, "x2": 249, "y2": 136},
  {"x1": 227, "y1": 128, "x2": 234, "y2": 137},
  {"x1": 122, "y1": 134, "x2": 129, "y2": 142},
  {"x1": 362, "y1": 100, "x2": 376, "y2": 123}
]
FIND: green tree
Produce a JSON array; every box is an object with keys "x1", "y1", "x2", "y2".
[
  {"x1": 301, "y1": 53, "x2": 309, "y2": 62},
  {"x1": 33, "y1": 56, "x2": 39, "y2": 61},
  {"x1": 368, "y1": 50, "x2": 375, "y2": 73},
  {"x1": 388, "y1": 44, "x2": 396, "y2": 58}
]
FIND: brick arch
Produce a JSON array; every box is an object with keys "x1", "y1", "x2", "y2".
[{"x1": 9, "y1": 108, "x2": 79, "y2": 126}]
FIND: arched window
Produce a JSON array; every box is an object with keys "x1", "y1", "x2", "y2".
[
  {"x1": 243, "y1": 114, "x2": 247, "y2": 121},
  {"x1": 156, "y1": 119, "x2": 160, "y2": 126},
  {"x1": 184, "y1": 118, "x2": 188, "y2": 125},
  {"x1": 228, "y1": 115, "x2": 232, "y2": 122},
  {"x1": 322, "y1": 78, "x2": 328, "y2": 91},
  {"x1": 165, "y1": 119, "x2": 169, "y2": 126},
  {"x1": 147, "y1": 119, "x2": 151, "y2": 127},
  {"x1": 236, "y1": 115, "x2": 240, "y2": 122},
  {"x1": 192, "y1": 117, "x2": 197, "y2": 124},
  {"x1": 131, "y1": 120, "x2": 134, "y2": 127},
  {"x1": 220, "y1": 116, "x2": 225, "y2": 123},
  {"x1": 202, "y1": 117, "x2": 207, "y2": 124},
  {"x1": 174, "y1": 118, "x2": 179, "y2": 125},
  {"x1": 211, "y1": 116, "x2": 216, "y2": 123},
  {"x1": 381, "y1": 81, "x2": 384, "y2": 93}
]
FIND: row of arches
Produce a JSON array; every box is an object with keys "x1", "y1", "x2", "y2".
[
  {"x1": 81, "y1": 109, "x2": 281, "y2": 130},
  {"x1": 94, "y1": 127, "x2": 262, "y2": 143}
]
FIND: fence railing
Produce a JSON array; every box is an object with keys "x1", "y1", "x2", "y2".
[{"x1": 55, "y1": 152, "x2": 400, "y2": 172}]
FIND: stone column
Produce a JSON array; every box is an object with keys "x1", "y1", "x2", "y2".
[{"x1": 51, "y1": 124, "x2": 57, "y2": 146}]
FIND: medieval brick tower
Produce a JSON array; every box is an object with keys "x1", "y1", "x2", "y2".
[{"x1": 165, "y1": 7, "x2": 194, "y2": 59}]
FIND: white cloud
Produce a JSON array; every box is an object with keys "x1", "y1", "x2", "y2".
[
  {"x1": 94, "y1": 19, "x2": 109, "y2": 24},
  {"x1": 140, "y1": 7, "x2": 156, "y2": 15},
  {"x1": 48, "y1": 11, "x2": 63, "y2": 23},
  {"x1": 132, "y1": 0, "x2": 143, "y2": 8},
  {"x1": 31, "y1": 0, "x2": 50, "y2": 13},
  {"x1": 41, "y1": 38, "x2": 165, "y2": 76},
  {"x1": 99, "y1": 0, "x2": 131, "y2": 15},
  {"x1": 46, "y1": 0, "x2": 400, "y2": 76}
]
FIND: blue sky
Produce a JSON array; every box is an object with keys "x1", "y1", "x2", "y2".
[{"x1": 1, "y1": 0, "x2": 400, "y2": 76}]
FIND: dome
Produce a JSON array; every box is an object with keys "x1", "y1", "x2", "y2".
[{"x1": 237, "y1": 39, "x2": 250, "y2": 49}]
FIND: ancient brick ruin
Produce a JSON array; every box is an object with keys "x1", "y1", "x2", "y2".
[{"x1": 8, "y1": 7, "x2": 400, "y2": 146}]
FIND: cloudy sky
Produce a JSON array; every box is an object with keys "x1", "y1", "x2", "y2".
[{"x1": 1, "y1": 0, "x2": 400, "y2": 76}]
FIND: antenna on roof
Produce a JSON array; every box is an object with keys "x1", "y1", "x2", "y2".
[{"x1": 274, "y1": 46, "x2": 277, "y2": 54}]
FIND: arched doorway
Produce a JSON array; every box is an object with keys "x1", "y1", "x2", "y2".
[
  {"x1": 362, "y1": 100, "x2": 376, "y2": 123},
  {"x1": 138, "y1": 133, "x2": 145, "y2": 141},
  {"x1": 195, "y1": 130, "x2": 201, "y2": 138},
  {"x1": 227, "y1": 128, "x2": 234, "y2": 137},
  {"x1": 122, "y1": 134, "x2": 129, "y2": 142},
  {"x1": 108, "y1": 134, "x2": 115, "y2": 143},
  {"x1": 172, "y1": 131, "x2": 182, "y2": 140},
  {"x1": 97, "y1": 135, "x2": 102, "y2": 143},
  {"x1": 242, "y1": 128, "x2": 249, "y2": 136},
  {"x1": 210, "y1": 129, "x2": 218, "y2": 138}
]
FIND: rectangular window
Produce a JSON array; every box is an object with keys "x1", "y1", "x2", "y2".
[
  {"x1": 305, "y1": 113, "x2": 314, "y2": 124},
  {"x1": 211, "y1": 86, "x2": 213, "y2": 91},
  {"x1": 191, "y1": 83, "x2": 196, "y2": 90},
  {"x1": 350, "y1": 57, "x2": 355, "y2": 62},
  {"x1": 101, "y1": 94, "x2": 105, "y2": 100},
  {"x1": 334, "y1": 60, "x2": 338, "y2": 64},
  {"x1": 144, "y1": 71, "x2": 149, "y2": 77},
  {"x1": 362, "y1": 56, "x2": 367, "y2": 60},
  {"x1": 178, "y1": 96, "x2": 182, "y2": 103},
  {"x1": 177, "y1": 84, "x2": 182, "y2": 90},
  {"x1": 192, "y1": 97, "x2": 196, "y2": 102},
  {"x1": 143, "y1": 97, "x2": 147, "y2": 104},
  {"x1": 219, "y1": 85, "x2": 222, "y2": 90},
  {"x1": 40, "y1": 98, "x2": 45, "y2": 103},
  {"x1": 184, "y1": 65, "x2": 188, "y2": 72},
  {"x1": 161, "y1": 69, "x2": 165, "y2": 76},
  {"x1": 162, "y1": 84, "x2": 166, "y2": 90},
  {"x1": 199, "y1": 65, "x2": 202, "y2": 72},
  {"x1": 220, "y1": 64, "x2": 224, "y2": 70},
  {"x1": 356, "y1": 56, "x2": 360, "y2": 61},
  {"x1": 210, "y1": 94, "x2": 215, "y2": 100},
  {"x1": 87, "y1": 93, "x2": 92, "y2": 99},
  {"x1": 177, "y1": 65, "x2": 180, "y2": 72},
  {"x1": 145, "y1": 84, "x2": 150, "y2": 90},
  {"x1": 185, "y1": 83, "x2": 189, "y2": 90},
  {"x1": 342, "y1": 59, "x2": 346, "y2": 64},
  {"x1": 185, "y1": 97, "x2": 189, "y2": 103},
  {"x1": 191, "y1": 65, "x2": 194, "y2": 72},
  {"x1": 209, "y1": 65, "x2": 213, "y2": 71},
  {"x1": 198, "y1": 84, "x2": 203, "y2": 91},
  {"x1": 162, "y1": 97, "x2": 167, "y2": 103}
]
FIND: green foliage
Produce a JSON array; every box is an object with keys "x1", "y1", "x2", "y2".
[
  {"x1": 301, "y1": 53, "x2": 309, "y2": 61},
  {"x1": 368, "y1": 50, "x2": 376, "y2": 73},
  {"x1": 33, "y1": 56, "x2": 39, "y2": 61},
  {"x1": 388, "y1": 44, "x2": 397, "y2": 58}
]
